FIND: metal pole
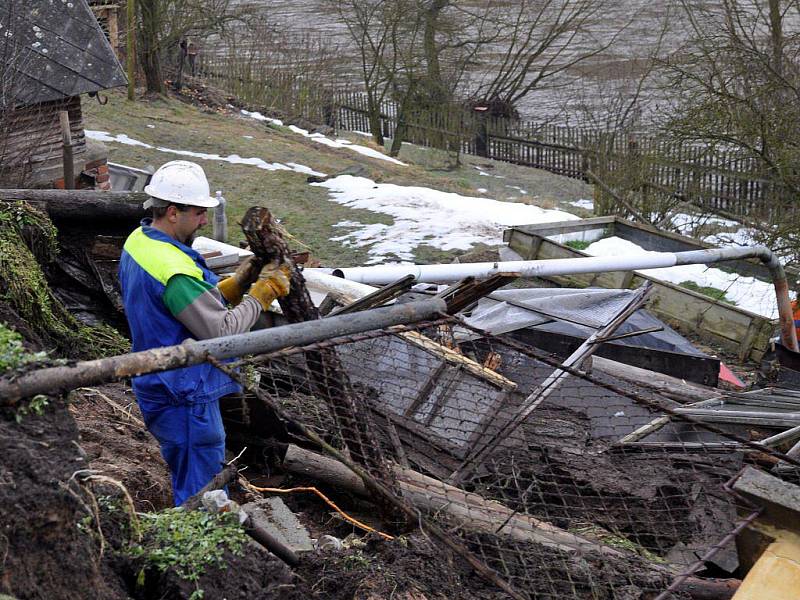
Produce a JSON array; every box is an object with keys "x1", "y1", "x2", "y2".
[
  {"x1": 0, "y1": 298, "x2": 447, "y2": 404},
  {"x1": 323, "y1": 244, "x2": 799, "y2": 351},
  {"x1": 58, "y1": 111, "x2": 74, "y2": 189}
]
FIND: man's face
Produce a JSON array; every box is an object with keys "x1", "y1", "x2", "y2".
[{"x1": 174, "y1": 206, "x2": 208, "y2": 244}]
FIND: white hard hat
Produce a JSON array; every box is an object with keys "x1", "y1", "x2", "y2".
[{"x1": 143, "y1": 160, "x2": 219, "y2": 208}]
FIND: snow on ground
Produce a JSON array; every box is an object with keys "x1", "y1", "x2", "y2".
[
  {"x1": 666, "y1": 213, "x2": 740, "y2": 237},
  {"x1": 240, "y1": 109, "x2": 406, "y2": 165},
  {"x1": 314, "y1": 175, "x2": 579, "y2": 264},
  {"x1": 86, "y1": 130, "x2": 326, "y2": 177},
  {"x1": 704, "y1": 227, "x2": 758, "y2": 247},
  {"x1": 570, "y1": 199, "x2": 594, "y2": 210},
  {"x1": 583, "y1": 236, "x2": 785, "y2": 318}
]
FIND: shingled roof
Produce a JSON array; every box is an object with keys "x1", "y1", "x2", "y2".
[{"x1": 0, "y1": 0, "x2": 127, "y2": 106}]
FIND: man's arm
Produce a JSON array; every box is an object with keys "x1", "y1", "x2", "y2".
[{"x1": 163, "y1": 274, "x2": 261, "y2": 340}]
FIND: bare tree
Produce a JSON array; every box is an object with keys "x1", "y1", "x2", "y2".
[
  {"x1": 654, "y1": 0, "x2": 800, "y2": 260},
  {"x1": 331, "y1": 0, "x2": 403, "y2": 146},
  {"x1": 660, "y1": 0, "x2": 800, "y2": 194},
  {"x1": 137, "y1": 0, "x2": 243, "y2": 94},
  {"x1": 333, "y1": 0, "x2": 626, "y2": 155}
]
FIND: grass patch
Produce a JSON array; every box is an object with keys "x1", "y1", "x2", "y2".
[
  {"x1": 679, "y1": 280, "x2": 737, "y2": 305},
  {"x1": 564, "y1": 240, "x2": 591, "y2": 251},
  {"x1": 82, "y1": 89, "x2": 584, "y2": 267},
  {"x1": 0, "y1": 322, "x2": 45, "y2": 374}
]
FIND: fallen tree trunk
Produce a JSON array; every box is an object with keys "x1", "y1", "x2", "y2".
[
  {"x1": 0, "y1": 299, "x2": 446, "y2": 405},
  {"x1": 0, "y1": 189, "x2": 147, "y2": 224},
  {"x1": 282, "y1": 444, "x2": 609, "y2": 554}
]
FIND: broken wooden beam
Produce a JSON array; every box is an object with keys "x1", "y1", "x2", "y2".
[
  {"x1": 441, "y1": 273, "x2": 519, "y2": 314},
  {"x1": 328, "y1": 274, "x2": 415, "y2": 316}
]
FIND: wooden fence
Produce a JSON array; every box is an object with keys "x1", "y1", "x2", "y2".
[{"x1": 198, "y1": 57, "x2": 788, "y2": 221}]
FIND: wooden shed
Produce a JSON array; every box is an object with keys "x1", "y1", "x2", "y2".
[{"x1": 0, "y1": 0, "x2": 127, "y2": 189}]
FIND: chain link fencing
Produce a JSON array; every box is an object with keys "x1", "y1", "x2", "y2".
[{"x1": 219, "y1": 316, "x2": 796, "y2": 599}]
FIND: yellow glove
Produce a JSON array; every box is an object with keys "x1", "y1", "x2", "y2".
[
  {"x1": 217, "y1": 255, "x2": 263, "y2": 305},
  {"x1": 248, "y1": 263, "x2": 292, "y2": 310}
]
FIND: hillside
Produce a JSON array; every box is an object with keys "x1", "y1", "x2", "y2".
[{"x1": 82, "y1": 87, "x2": 593, "y2": 267}]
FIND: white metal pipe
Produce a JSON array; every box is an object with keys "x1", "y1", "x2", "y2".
[
  {"x1": 309, "y1": 245, "x2": 798, "y2": 351},
  {"x1": 319, "y1": 246, "x2": 761, "y2": 285},
  {"x1": 325, "y1": 254, "x2": 673, "y2": 284}
]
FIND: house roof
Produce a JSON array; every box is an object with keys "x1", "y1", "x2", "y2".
[{"x1": 0, "y1": 0, "x2": 127, "y2": 106}]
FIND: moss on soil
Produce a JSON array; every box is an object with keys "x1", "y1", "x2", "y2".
[{"x1": 0, "y1": 201, "x2": 128, "y2": 358}]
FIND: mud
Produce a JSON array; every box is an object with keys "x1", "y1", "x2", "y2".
[
  {"x1": 0, "y1": 398, "x2": 129, "y2": 600},
  {"x1": 70, "y1": 385, "x2": 172, "y2": 511}
]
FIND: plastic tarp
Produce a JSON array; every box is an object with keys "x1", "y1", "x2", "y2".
[{"x1": 463, "y1": 288, "x2": 709, "y2": 357}]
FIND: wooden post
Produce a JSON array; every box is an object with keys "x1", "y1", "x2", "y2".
[
  {"x1": 59, "y1": 111, "x2": 74, "y2": 190},
  {"x1": 107, "y1": 6, "x2": 119, "y2": 56},
  {"x1": 127, "y1": 0, "x2": 135, "y2": 101}
]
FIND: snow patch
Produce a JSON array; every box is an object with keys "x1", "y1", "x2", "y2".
[
  {"x1": 583, "y1": 236, "x2": 787, "y2": 318},
  {"x1": 570, "y1": 199, "x2": 594, "y2": 210},
  {"x1": 313, "y1": 175, "x2": 578, "y2": 264},
  {"x1": 240, "y1": 111, "x2": 405, "y2": 165},
  {"x1": 85, "y1": 130, "x2": 326, "y2": 177}
]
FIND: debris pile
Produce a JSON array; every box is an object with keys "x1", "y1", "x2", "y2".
[{"x1": 3, "y1": 192, "x2": 800, "y2": 600}]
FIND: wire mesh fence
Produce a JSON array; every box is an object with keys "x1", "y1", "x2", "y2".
[{"x1": 218, "y1": 316, "x2": 795, "y2": 599}]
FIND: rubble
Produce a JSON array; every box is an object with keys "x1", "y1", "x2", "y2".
[{"x1": 5, "y1": 191, "x2": 800, "y2": 600}]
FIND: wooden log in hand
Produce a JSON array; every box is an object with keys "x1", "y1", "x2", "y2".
[{"x1": 240, "y1": 207, "x2": 388, "y2": 479}]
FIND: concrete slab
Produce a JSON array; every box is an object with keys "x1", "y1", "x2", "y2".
[{"x1": 243, "y1": 497, "x2": 314, "y2": 553}]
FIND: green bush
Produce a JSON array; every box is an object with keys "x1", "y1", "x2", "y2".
[{"x1": 127, "y1": 509, "x2": 248, "y2": 600}]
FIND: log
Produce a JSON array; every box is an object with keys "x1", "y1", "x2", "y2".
[
  {"x1": 241, "y1": 207, "x2": 387, "y2": 478},
  {"x1": 592, "y1": 355, "x2": 720, "y2": 404},
  {"x1": 282, "y1": 444, "x2": 614, "y2": 555},
  {"x1": 0, "y1": 299, "x2": 447, "y2": 405},
  {"x1": 243, "y1": 516, "x2": 300, "y2": 567},
  {"x1": 0, "y1": 189, "x2": 147, "y2": 224}
]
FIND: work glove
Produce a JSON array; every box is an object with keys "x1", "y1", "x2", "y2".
[
  {"x1": 248, "y1": 262, "x2": 292, "y2": 310},
  {"x1": 217, "y1": 255, "x2": 264, "y2": 305}
]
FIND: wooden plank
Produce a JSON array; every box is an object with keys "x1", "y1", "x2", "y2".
[{"x1": 399, "y1": 331, "x2": 517, "y2": 391}]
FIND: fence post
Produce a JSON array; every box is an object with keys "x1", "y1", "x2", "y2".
[{"x1": 472, "y1": 106, "x2": 489, "y2": 158}]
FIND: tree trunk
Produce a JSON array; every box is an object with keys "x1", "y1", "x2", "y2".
[
  {"x1": 769, "y1": 0, "x2": 783, "y2": 77},
  {"x1": 138, "y1": 0, "x2": 164, "y2": 94},
  {"x1": 366, "y1": 89, "x2": 384, "y2": 147},
  {"x1": 422, "y1": 0, "x2": 449, "y2": 105}
]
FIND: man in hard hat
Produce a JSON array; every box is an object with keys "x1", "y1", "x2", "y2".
[{"x1": 118, "y1": 160, "x2": 290, "y2": 505}]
